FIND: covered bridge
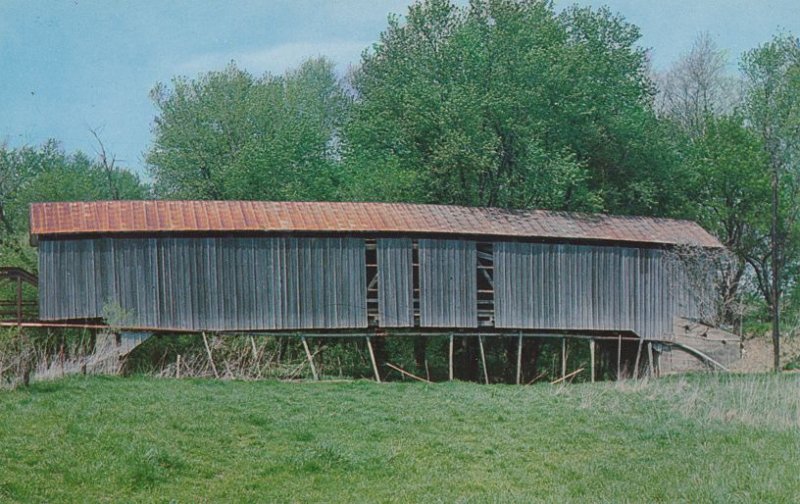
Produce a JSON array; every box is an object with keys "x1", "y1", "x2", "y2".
[{"x1": 30, "y1": 201, "x2": 722, "y2": 344}]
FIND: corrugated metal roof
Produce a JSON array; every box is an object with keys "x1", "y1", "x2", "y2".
[{"x1": 29, "y1": 200, "x2": 723, "y2": 248}]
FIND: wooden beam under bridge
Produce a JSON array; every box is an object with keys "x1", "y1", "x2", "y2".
[{"x1": 0, "y1": 321, "x2": 647, "y2": 343}]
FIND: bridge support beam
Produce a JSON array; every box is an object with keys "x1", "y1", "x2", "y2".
[
  {"x1": 366, "y1": 336, "x2": 381, "y2": 383},
  {"x1": 516, "y1": 332, "x2": 523, "y2": 385},
  {"x1": 448, "y1": 334, "x2": 454, "y2": 381},
  {"x1": 301, "y1": 336, "x2": 318, "y2": 381},
  {"x1": 478, "y1": 335, "x2": 489, "y2": 385}
]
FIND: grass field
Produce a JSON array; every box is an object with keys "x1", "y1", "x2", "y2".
[{"x1": 1, "y1": 374, "x2": 799, "y2": 503}]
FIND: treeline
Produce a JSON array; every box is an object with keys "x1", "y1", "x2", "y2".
[{"x1": 2, "y1": 0, "x2": 799, "y2": 372}]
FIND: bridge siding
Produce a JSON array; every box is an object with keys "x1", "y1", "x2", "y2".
[{"x1": 39, "y1": 236, "x2": 704, "y2": 337}]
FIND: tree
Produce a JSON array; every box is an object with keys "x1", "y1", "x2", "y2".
[
  {"x1": 683, "y1": 115, "x2": 771, "y2": 327},
  {"x1": 741, "y1": 33, "x2": 800, "y2": 370},
  {"x1": 657, "y1": 32, "x2": 740, "y2": 137},
  {"x1": 147, "y1": 58, "x2": 347, "y2": 201},
  {"x1": 2, "y1": 141, "x2": 146, "y2": 236},
  {"x1": 17, "y1": 151, "x2": 146, "y2": 208},
  {"x1": 657, "y1": 33, "x2": 756, "y2": 329},
  {"x1": 0, "y1": 141, "x2": 53, "y2": 235},
  {"x1": 89, "y1": 128, "x2": 126, "y2": 201},
  {"x1": 343, "y1": 0, "x2": 679, "y2": 215}
]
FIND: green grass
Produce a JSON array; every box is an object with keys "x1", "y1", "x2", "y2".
[{"x1": 1, "y1": 374, "x2": 799, "y2": 503}]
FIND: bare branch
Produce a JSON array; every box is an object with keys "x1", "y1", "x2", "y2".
[{"x1": 89, "y1": 127, "x2": 121, "y2": 200}]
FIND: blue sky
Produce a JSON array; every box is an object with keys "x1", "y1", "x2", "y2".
[{"x1": 1, "y1": 0, "x2": 797, "y2": 177}]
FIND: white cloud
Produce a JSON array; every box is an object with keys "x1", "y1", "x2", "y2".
[{"x1": 177, "y1": 40, "x2": 372, "y2": 77}]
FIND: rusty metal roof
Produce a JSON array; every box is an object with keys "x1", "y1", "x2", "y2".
[{"x1": 29, "y1": 200, "x2": 723, "y2": 248}]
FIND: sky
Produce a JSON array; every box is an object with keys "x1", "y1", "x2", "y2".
[{"x1": 1, "y1": 0, "x2": 798, "y2": 177}]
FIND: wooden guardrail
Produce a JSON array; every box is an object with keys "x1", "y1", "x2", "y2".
[{"x1": 0, "y1": 267, "x2": 38, "y2": 323}]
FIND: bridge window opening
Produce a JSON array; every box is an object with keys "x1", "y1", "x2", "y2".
[{"x1": 477, "y1": 242, "x2": 494, "y2": 327}]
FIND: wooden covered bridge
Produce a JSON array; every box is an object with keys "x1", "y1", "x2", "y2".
[{"x1": 22, "y1": 200, "x2": 727, "y2": 381}]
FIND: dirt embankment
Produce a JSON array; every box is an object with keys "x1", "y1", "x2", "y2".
[{"x1": 729, "y1": 335, "x2": 800, "y2": 372}]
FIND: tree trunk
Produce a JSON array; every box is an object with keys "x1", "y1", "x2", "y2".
[{"x1": 771, "y1": 151, "x2": 781, "y2": 372}]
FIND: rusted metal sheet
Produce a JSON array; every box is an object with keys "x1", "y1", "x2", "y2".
[
  {"x1": 29, "y1": 201, "x2": 723, "y2": 248},
  {"x1": 419, "y1": 239, "x2": 477, "y2": 328},
  {"x1": 39, "y1": 236, "x2": 367, "y2": 331},
  {"x1": 376, "y1": 238, "x2": 414, "y2": 327},
  {"x1": 493, "y1": 242, "x2": 701, "y2": 339}
]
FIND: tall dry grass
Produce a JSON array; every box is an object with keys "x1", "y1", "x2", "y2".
[
  {"x1": 562, "y1": 373, "x2": 800, "y2": 431},
  {"x1": 1, "y1": 331, "x2": 373, "y2": 388},
  {"x1": 647, "y1": 373, "x2": 800, "y2": 430},
  {"x1": 1, "y1": 329, "x2": 124, "y2": 388}
]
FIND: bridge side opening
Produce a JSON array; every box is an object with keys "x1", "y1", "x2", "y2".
[{"x1": 0, "y1": 267, "x2": 38, "y2": 324}]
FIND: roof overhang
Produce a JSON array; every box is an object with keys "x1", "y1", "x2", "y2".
[{"x1": 29, "y1": 200, "x2": 725, "y2": 249}]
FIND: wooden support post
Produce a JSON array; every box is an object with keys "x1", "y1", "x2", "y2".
[
  {"x1": 616, "y1": 333, "x2": 622, "y2": 380},
  {"x1": 561, "y1": 338, "x2": 567, "y2": 379},
  {"x1": 20, "y1": 328, "x2": 31, "y2": 386},
  {"x1": 250, "y1": 336, "x2": 259, "y2": 361},
  {"x1": 301, "y1": 336, "x2": 319, "y2": 381},
  {"x1": 250, "y1": 335, "x2": 263, "y2": 378},
  {"x1": 448, "y1": 334, "x2": 454, "y2": 381},
  {"x1": 634, "y1": 338, "x2": 643, "y2": 379},
  {"x1": 252, "y1": 336, "x2": 264, "y2": 379},
  {"x1": 176, "y1": 354, "x2": 181, "y2": 379},
  {"x1": 516, "y1": 332, "x2": 523, "y2": 385},
  {"x1": 589, "y1": 339, "x2": 596, "y2": 383},
  {"x1": 551, "y1": 367, "x2": 584, "y2": 385},
  {"x1": 202, "y1": 332, "x2": 220, "y2": 379},
  {"x1": 478, "y1": 335, "x2": 489, "y2": 385},
  {"x1": 655, "y1": 352, "x2": 660, "y2": 378},
  {"x1": 385, "y1": 362, "x2": 431, "y2": 384},
  {"x1": 654, "y1": 345, "x2": 660, "y2": 378},
  {"x1": 366, "y1": 336, "x2": 381, "y2": 383},
  {"x1": 60, "y1": 343, "x2": 65, "y2": 377},
  {"x1": 16, "y1": 277, "x2": 22, "y2": 324},
  {"x1": 647, "y1": 341, "x2": 654, "y2": 378}
]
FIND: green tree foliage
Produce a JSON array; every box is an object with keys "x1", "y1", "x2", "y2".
[
  {"x1": 682, "y1": 115, "x2": 771, "y2": 320},
  {"x1": 739, "y1": 33, "x2": 800, "y2": 368},
  {"x1": 343, "y1": 0, "x2": 678, "y2": 214},
  {"x1": 740, "y1": 33, "x2": 800, "y2": 301},
  {"x1": 657, "y1": 32, "x2": 800, "y2": 342},
  {"x1": 0, "y1": 142, "x2": 52, "y2": 235},
  {"x1": 147, "y1": 58, "x2": 347, "y2": 201}
]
